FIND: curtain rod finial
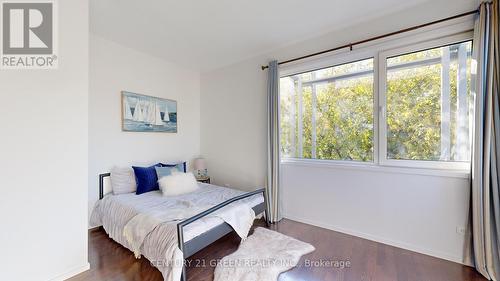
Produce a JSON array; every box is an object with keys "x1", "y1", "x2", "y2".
[{"x1": 261, "y1": 65, "x2": 268, "y2": 70}]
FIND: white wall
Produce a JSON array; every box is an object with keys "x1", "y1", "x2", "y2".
[
  {"x1": 201, "y1": 0, "x2": 476, "y2": 265},
  {"x1": 0, "y1": 1, "x2": 89, "y2": 280},
  {"x1": 201, "y1": 57, "x2": 268, "y2": 190},
  {"x1": 88, "y1": 34, "x2": 201, "y2": 217},
  {"x1": 282, "y1": 163, "x2": 472, "y2": 264}
]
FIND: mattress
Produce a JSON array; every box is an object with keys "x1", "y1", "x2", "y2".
[{"x1": 97, "y1": 183, "x2": 264, "y2": 242}]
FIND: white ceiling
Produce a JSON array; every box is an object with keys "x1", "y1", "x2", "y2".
[{"x1": 90, "y1": 0, "x2": 456, "y2": 72}]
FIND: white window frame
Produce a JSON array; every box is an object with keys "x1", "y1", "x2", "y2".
[
  {"x1": 280, "y1": 50, "x2": 378, "y2": 166},
  {"x1": 279, "y1": 21, "x2": 474, "y2": 174},
  {"x1": 378, "y1": 33, "x2": 472, "y2": 170}
]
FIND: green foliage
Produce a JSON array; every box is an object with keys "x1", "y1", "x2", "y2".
[
  {"x1": 386, "y1": 64, "x2": 442, "y2": 160},
  {"x1": 315, "y1": 78, "x2": 373, "y2": 161},
  {"x1": 280, "y1": 75, "x2": 373, "y2": 162}
]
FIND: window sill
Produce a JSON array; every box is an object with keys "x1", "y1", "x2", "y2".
[{"x1": 280, "y1": 158, "x2": 470, "y2": 179}]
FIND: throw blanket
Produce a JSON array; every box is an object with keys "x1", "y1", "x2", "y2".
[
  {"x1": 213, "y1": 202, "x2": 255, "y2": 239},
  {"x1": 124, "y1": 201, "x2": 256, "y2": 259},
  {"x1": 123, "y1": 201, "x2": 209, "y2": 258}
]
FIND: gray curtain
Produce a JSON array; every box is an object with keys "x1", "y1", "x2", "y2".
[
  {"x1": 266, "y1": 60, "x2": 282, "y2": 223},
  {"x1": 471, "y1": 1, "x2": 500, "y2": 280}
]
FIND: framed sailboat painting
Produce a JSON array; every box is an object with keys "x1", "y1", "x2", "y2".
[{"x1": 121, "y1": 91, "x2": 177, "y2": 133}]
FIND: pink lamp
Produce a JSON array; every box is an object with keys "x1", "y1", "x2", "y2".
[{"x1": 193, "y1": 158, "x2": 207, "y2": 177}]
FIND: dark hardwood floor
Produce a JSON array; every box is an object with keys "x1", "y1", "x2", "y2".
[{"x1": 69, "y1": 219, "x2": 486, "y2": 281}]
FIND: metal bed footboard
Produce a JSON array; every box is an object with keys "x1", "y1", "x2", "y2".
[
  {"x1": 98, "y1": 173, "x2": 269, "y2": 281},
  {"x1": 177, "y1": 188, "x2": 268, "y2": 281}
]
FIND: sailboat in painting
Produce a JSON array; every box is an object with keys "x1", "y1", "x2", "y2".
[
  {"x1": 124, "y1": 99, "x2": 133, "y2": 120},
  {"x1": 145, "y1": 101, "x2": 155, "y2": 126},
  {"x1": 133, "y1": 102, "x2": 144, "y2": 122},
  {"x1": 163, "y1": 104, "x2": 170, "y2": 122},
  {"x1": 154, "y1": 103, "x2": 164, "y2": 126},
  {"x1": 122, "y1": 91, "x2": 177, "y2": 133}
]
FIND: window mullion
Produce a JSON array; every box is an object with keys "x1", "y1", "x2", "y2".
[
  {"x1": 297, "y1": 77, "x2": 303, "y2": 158},
  {"x1": 456, "y1": 43, "x2": 468, "y2": 161},
  {"x1": 378, "y1": 52, "x2": 388, "y2": 165},
  {"x1": 290, "y1": 79, "x2": 296, "y2": 157},
  {"x1": 311, "y1": 73, "x2": 317, "y2": 159},
  {"x1": 440, "y1": 47, "x2": 451, "y2": 161},
  {"x1": 373, "y1": 54, "x2": 380, "y2": 165}
]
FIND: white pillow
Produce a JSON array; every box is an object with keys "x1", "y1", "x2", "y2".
[
  {"x1": 159, "y1": 172, "x2": 199, "y2": 196},
  {"x1": 110, "y1": 166, "x2": 137, "y2": 195}
]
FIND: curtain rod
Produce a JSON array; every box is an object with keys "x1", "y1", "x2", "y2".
[{"x1": 261, "y1": 9, "x2": 479, "y2": 70}]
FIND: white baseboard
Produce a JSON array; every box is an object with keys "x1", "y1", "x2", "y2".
[
  {"x1": 48, "y1": 263, "x2": 90, "y2": 281},
  {"x1": 283, "y1": 214, "x2": 472, "y2": 267}
]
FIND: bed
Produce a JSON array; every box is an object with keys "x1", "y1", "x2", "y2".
[{"x1": 91, "y1": 173, "x2": 267, "y2": 281}]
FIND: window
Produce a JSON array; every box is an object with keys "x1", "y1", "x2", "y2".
[
  {"x1": 280, "y1": 34, "x2": 473, "y2": 170},
  {"x1": 381, "y1": 41, "x2": 472, "y2": 168},
  {"x1": 280, "y1": 59, "x2": 374, "y2": 161}
]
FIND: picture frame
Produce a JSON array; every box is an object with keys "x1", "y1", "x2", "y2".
[{"x1": 121, "y1": 91, "x2": 177, "y2": 133}]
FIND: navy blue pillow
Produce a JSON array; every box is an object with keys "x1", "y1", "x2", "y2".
[
  {"x1": 133, "y1": 164, "x2": 162, "y2": 195},
  {"x1": 160, "y1": 162, "x2": 187, "y2": 173}
]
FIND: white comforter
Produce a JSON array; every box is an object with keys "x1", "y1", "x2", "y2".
[{"x1": 90, "y1": 183, "x2": 264, "y2": 281}]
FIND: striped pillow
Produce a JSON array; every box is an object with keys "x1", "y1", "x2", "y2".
[{"x1": 110, "y1": 166, "x2": 137, "y2": 194}]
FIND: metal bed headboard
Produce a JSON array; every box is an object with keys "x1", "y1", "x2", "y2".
[{"x1": 99, "y1": 173, "x2": 111, "y2": 200}]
